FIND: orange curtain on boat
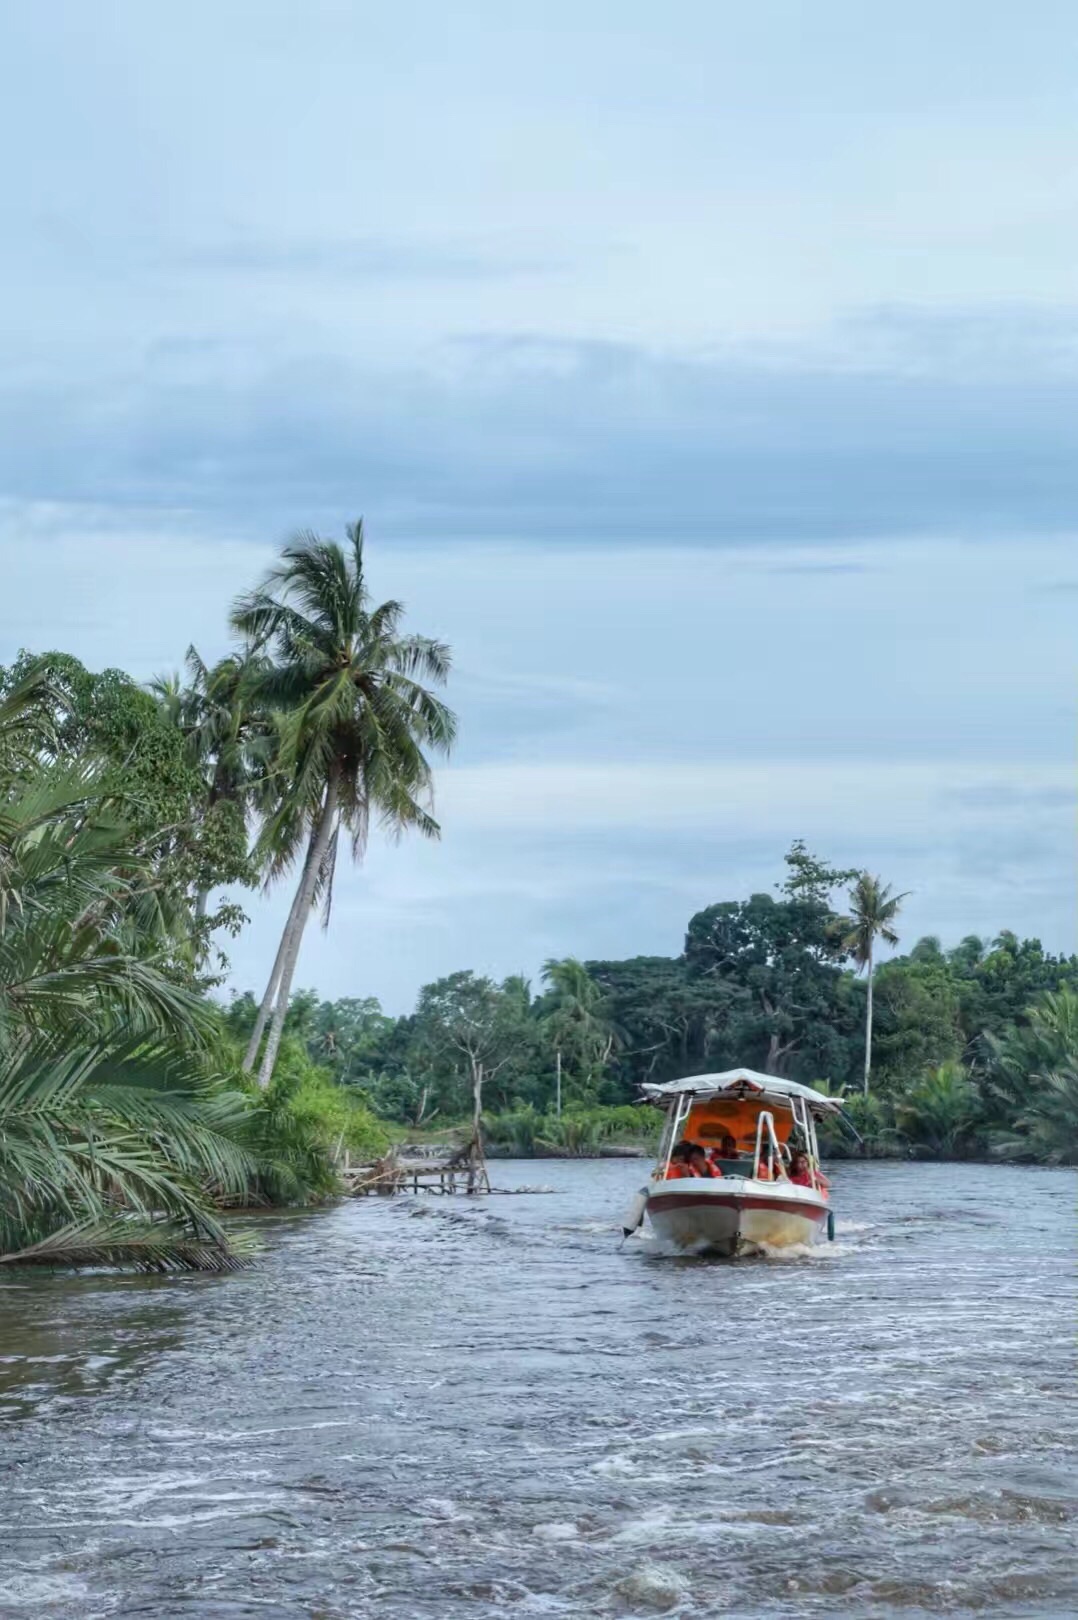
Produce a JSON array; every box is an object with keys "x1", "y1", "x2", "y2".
[{"x1": 682, "y1": 1099, "x2": 794, "y2": 1148}]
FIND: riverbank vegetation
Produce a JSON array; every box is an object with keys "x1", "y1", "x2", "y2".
[
  {"x1": 240, "y1": 844, "x2": 1078, "y2": 1167},
  {"x1": 0, "y1": 525, "x2": 436, "y2": 1271}
]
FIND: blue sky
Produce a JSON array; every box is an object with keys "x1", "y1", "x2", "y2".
[{"x1": 1, "y1": 2, "x2": 1074, "y2": 1009}]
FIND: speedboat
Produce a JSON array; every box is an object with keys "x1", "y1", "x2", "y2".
[{"x1": 621, "y1": 1068, "x2": 847, "y2": 1256}]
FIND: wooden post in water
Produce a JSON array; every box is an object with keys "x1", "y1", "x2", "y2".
[{"x1": 466, "y1": 1060, "x2": 491, "y2": 1194}]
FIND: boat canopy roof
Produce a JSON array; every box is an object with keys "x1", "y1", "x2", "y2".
[{"x1": 640, "y1": 1068, "x2": 842, "y2": 1115}]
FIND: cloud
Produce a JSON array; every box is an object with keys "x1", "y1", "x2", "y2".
[
  {"x1": 2, "y1": 309, "x2": 1078, "y2": 541},
  {"x1": 175, "y1": 233, "x2": 567, "y2": 282},
  {"x1": 435, "y1": 759, "x2": 1071, "y2": 839}
]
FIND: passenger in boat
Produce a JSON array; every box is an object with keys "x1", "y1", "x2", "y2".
[
  {"x1": 687, "y1": 1143, "x2": 722, "y2": 1179},
  {"x1": 755, "y1": 1148, "x2": 776, "y2": 1181},
  {"x1": 664, "y1": 1142, "x2": 696, "y2": 1179},
  {"x1": 705, "y1": 1132, "x2": 737, "y2": 1172},
  {"x1": 789, "y1": 1151, "x2": 830, "y2": 1193}
]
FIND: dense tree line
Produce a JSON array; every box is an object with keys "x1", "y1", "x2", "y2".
[{"x1": 240, "y1": 844, "x2": 1078, "y2": 1165}]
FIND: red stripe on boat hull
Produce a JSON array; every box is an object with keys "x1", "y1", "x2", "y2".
[{"x1": 649, "y1": 1192, "x2": 827, "y2": 1223}]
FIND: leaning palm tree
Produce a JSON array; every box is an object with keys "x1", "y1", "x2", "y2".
[
  {"x1": 231, "y1": 521, "x2": 456, "y2": 1087},
  {"x1": 838, "y1": 873, "x2": 908, "y2": 1095}
]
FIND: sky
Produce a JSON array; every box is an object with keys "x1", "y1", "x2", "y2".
[{"x1": 0, "y1": 1, "x2": 1075, "y2": 1011}]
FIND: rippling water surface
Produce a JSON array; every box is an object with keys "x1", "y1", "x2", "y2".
[{"x1": 1, "y1": 1161, "x2": 1075, "y2": 1619}]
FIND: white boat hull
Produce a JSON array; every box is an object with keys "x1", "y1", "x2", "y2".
[{"x1": 645, "y1": 1177, "x2": 828, "y2": 1256}]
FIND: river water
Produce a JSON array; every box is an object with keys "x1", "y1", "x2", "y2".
[{"x1": 0, "y1": 1161, "x2": 1075, "y2": 1619}]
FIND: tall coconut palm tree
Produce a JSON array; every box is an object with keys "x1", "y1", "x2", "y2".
[
  {"x1": 540, "y1": 957, "x2": 614, "y2": 1110},
  {"x1": 231, "y1": 521, "x2": 455, "y2": 1087},
  {"x1": 839, "y1": 873, "x2": 907, "y2": 1095}
]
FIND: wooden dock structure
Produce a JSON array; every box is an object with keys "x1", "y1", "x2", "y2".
[
  {"x1": 344, "y1": 1159, "x2": 475, "y2": 1196},
  {"x1": 342, "y1": 1138, "x2": 490, "y2": 1197}
]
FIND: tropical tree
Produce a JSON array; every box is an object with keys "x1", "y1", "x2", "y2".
[
  {"x1": 540, "y1": 957, "x2": 614, "y2": 1110},
  {"x1": 979, "y1": 987, "x2": 1078, "y2": 1162},
  {"x1": 893, "y1": 1061, "x2": 980, "y2": 1158},
  {"x1": 231, "y1": 522, "x2": 455, "y2": 1087},
  {"x1": 684, "y1": 891, "x2": 855, "y2": 1079},
  {"x1": 992, "y1": 1067, "x2": 1078, "y2": 1165},
  {"x1": 838, "y1": 873, "x2": 907, "y2": 1094},
  {"x1": 3, "y1": 651, "x2": 252, "y2": 981},
  {"x1": 150, "y1": 646, "x2": 269, "y2": 933},
  {"x1": 0, "y1": 760, "x2": 255, "y2": 1270}
]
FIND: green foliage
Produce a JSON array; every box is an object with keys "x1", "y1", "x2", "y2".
[
  {"x1": 0, "y1": 757, "x2": 256, "y2": 1271},
  {"x1": 893, "y1": 1062, "x2": 982, "y2": 1158},
  {"x1": 682, "y1": 890, "x2": 856, "y2": 1080},
  {"x1": 408, "y1": 969, "x2": 542, "y2": 1116},
  {"x1": 837, "y1": 873, "x2": 906, "y2": 970},
  {"x1": 870, "y1": 958, "x2": 963, "y2": 1091},
  {"x1": 537, "y1": 956, "x2": 616, "y2": 1104},
  {"x1": 0, "y1": 650, "x2": 255, "y2": 982},
  {"x1": 780, "y1": 840, "x2": 859, "y2": 905},
  {"x1": 231, "y1": 1036, "x2": 389, "y2": 1203},
  {"x1": 0, "y1": 652, "x2": 395, "y2": 1269},
  {"x1": 264, "y1": 844, "x2": 1078, "y2": 1168},
  {"x1": 483, "y1": 1103, "x2": 661, "y2": 1157},
  {"x1": 818, "y1": 1091, "x2": 903, "y2": 1159},
  {"x1": 980, "y1": 989, "x2": 1078, "y2": 1163}
]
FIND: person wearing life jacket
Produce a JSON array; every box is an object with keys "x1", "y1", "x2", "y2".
[
  {"x1": 664, "y1": 1141, "x2": 696, "y2": 1179},
  {"x1": 755, "y1": 1146, "x2": 791, "y2": 1185},
  {"x1": 789, "y1": 1150, "x2": 830, "y2": 1194},
  {"x1": 687, "y1": 1143, "x2": 722, "y2": 1179}
]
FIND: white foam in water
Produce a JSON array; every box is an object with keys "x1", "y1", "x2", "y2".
[
  {"x1": 756, "y1": 1239, "x2": 853, "y2": 1261},
  {"x1": 532, "y1": 1521, "x2": 580, "y2": 1542},
  {"x1": 419, "y1": 1496, "x2": 474, "y2": 1522},
  {"x1": 610, "y1": 1507, "x2": 678, "y2": 1545},
  {"x1": 614, "y1": 1563, "x2": 689, "y2": 1610},
  {"x1": 590, "y1": 1452, "x2": 639, "y2": 1478},
  {"x1": 0, "y1": 1572, "x2": 91, "y2": 1609}
]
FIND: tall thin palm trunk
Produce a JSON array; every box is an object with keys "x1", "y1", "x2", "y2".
[
  {"x1": 242, "y1": 918, "x2": 290, "y2": 1073},
  {"x1": 863, "y1": 942, "x2": 874, "y2": 1095},
  {"x1": 242, "y1": 828, "x2": 320, "y2": 1073},
  {"x1": 256, "y1": 771, "x2": 340, "y2": 1089}
]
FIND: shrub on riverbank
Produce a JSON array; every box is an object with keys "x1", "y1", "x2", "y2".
[
  {"x1": 483, "y1": 1104, "x2": 661, "y2": 1157},
  {"x1": 231, "y1": 1037, "x2": 389, "y2": 1203}
]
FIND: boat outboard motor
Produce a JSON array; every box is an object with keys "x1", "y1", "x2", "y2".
[{"x1": 621, "y1": 1187, "x2": 649, "y2": 1242}]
